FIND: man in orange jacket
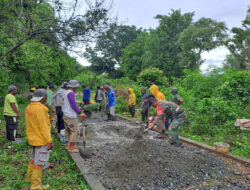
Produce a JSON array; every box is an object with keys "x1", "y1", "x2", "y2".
[{"x1": 25, "y1": 89, "x2": 53, "y2": 190}]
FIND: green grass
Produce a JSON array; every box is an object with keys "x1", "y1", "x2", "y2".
[{"x1": 0, "y1": 104, "x2": 90, "y2": 190}]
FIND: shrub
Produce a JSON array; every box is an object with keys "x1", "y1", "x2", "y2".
[{"x1": 137, "y1": 68, "x2": 169, "y2": 88}]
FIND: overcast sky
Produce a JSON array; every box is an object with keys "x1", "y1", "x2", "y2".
[{"x1": 77, "y1": 0, "x2": 249, "y2": 71}]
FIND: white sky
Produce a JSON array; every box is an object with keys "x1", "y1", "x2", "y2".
[{"x1": 75, "y1": 0, "x2": 249, "y2": 70}]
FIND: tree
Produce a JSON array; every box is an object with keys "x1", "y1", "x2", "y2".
[
  {"x1": 84, "y1": 23, "x2": 141, "y2": 76},
  {"x1": 120, "y1": 31, "x2": 149, "y2": 80},
  {"x1": 224, "y1": 7, "x2": 250, "y2": 70},
  {"x1": 0, "y1": 0, "x2": 110, "y2": 65},
  {"x1": 178, "y1": 18, "x2": 227, "y2": 70}
]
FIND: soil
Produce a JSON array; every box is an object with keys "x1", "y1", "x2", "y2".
[{"x1": 76, "y1": 113, "x2": 249, "y2": 190}]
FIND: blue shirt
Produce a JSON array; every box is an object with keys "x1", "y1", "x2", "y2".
[
  {"x1": 107, "y1": 89, "x2": 116, "y2": 107},
  {"x1": 83, "y1": 88, "x2": 91, "y2": 100},
  {"x1": 141, "y1": 93, "x2": 149, "y2": 108}
]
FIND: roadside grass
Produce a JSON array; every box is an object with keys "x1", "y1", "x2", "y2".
[{"x1": 0, "y1": 104, "x2": 90, "y2": 190}]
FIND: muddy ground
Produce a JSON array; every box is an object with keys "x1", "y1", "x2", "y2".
[{"x1": 76, "y1": 113, "x2": 249, "y2": 190}]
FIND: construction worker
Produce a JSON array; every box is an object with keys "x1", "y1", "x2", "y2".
[
  {"x1": 3, "y1": 86, "x2": 20, "y2": 141},
  {"x1": 82, "y1": 85, "x2": 91, "y2": 105},
  {"x1": 140, "y1": 88, "x2": 149, "y2": 124},
  {"x1": 171, "y1": 88, "x2": 183, "y2": 105},
  {"x1": 148, "y1": 97, "x2": 186, "y2": 145},
  {"x1": 25, "y1": 89, "x2": 52, "y2": 190},
  {"x1": 62, "y1": 80, "x2": 86, "y2": 153},
  {"x1": 95, "y1": 86, "x2": 104, "y2": 111},
  {"x1": 46, "y1": 85, "x2": 55, "y2": 121},
  {"x1": 52, "y1": 82, "x2": 68, "y2": 137},
  {"x1": 149, "y1": 84, "x2": 165, "y2": 101},
  {"x1": 128, "y1": 88, "x2": 136, "y2": 118},
  {"x1": 104, "y1": 84, "x2": 116, "y2": 121}
]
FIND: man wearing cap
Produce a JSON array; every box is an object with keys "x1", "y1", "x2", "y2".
[
  {"x1": 52, "y1": 82, "x2": 68, "y2": 137},
  {"x1": 25, "y1": 89, "x2": 53, "y2": 190},
  {"x1": 82, "y1": 85, "x2": 91, "y2": 105},
  {"x1": 104, "y1": 85, "x2": 116, "y2": 121},
  {"x1": 62, "y1": 80, "x2": 86, "y2": 153},
  {"x1": 3, "y1": 86, "x2": 20, "y2": 141}
]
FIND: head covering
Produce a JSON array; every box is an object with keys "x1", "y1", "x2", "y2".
[
  {"x1": 30, "y1": 87, "x2": 36, "y2": 91},
  {"x1": 148, "y1": 94, "x2": 156, "y2": 107},
  {"x1": 8, "y1": 86, "x2": 17, "y2": 92},
  {"x1": 67, "y1": 80, "x2": 80, "y2": 88},
  {"x1": 61, "y1": 82, "x2": 68, "y2": 88},
  {"x1": 82, "y1": 85, "x2": 86, "y2": 88},
  {"x1": 171, "y1": 88, "x2": 179, "y2": 95},
  {"x1": 49, "y1": 85, "x2": 55, "y2": 89},
  {"x1": 103, "y1": 85, "x2": 111, "y2": 89},
  {"x1": 31, "y1": 89, "x2": 47, "y2": 102}
]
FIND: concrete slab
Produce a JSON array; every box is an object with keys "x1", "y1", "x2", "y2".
[{"x1": 68, "y1": 152, "x2": 106, "y2": 190}]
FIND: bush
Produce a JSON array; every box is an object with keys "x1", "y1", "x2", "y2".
[{"x1": 137, "y1": 68, "x2": 169, "y2": 88}]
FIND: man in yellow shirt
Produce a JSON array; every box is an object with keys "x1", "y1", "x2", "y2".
[
  {"x1": 25, "y1": 89, "x2": 53, "y2": 190},
  {"x1": 3, "y1": 86, "x2": 20, "y2": 141}
]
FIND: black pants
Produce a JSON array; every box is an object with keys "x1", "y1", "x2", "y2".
[
  {"x1": 83, "y1": 99, "x2": 90, "y2": 105},
  {"x1": 56, "y1": 107, "x2": 65, "y2": 134},
  {"x1": 4, "y1": 115, "x2": 18, "y2": 141},
  {"x1": 141, "y1": 107, "x2": 149, "y2": 123}
]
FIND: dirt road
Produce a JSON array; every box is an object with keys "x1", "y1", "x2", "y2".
[{"x1": 76, "y1": 113, "x2": 249, "y2": 190}]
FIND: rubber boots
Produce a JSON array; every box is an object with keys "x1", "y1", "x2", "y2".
[
  {"x1": 30, "y1": 165, "x2": 49, "y2": 190},
  {"x1": 25, "y1": 160, "x2": 34, "y2": 182},
  {"x1": 106, "y1": 113, "x2": 111, "y2": 121}
]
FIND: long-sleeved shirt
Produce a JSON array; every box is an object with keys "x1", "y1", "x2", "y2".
[
  {"x1": 154, "y1": 101, "x2": 185, "y2": 126},
  {"x1": 128, "y1": 88, "x2": 136, "y2": 106},
  {"x1": 141, "y1": 93, "x2": 149, "y2": 108},
  {"x1": 25, "y1": 102, "x2": 52, "y2": 146},
  {"x1": 62, "y1": 90, "x2": 81, "y2": 118}
]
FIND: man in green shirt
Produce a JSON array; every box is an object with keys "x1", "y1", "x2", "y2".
[{"x1": 3, "y1": 86, "x2": 20, "y2": 141}]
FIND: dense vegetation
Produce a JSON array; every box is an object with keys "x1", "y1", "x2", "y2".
[{"x1": 0, "y1": 3, "x2": 249, "y2": 189}]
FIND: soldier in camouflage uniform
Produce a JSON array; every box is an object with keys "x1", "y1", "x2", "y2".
[{"x1": 149, "y1": 97, "x2": 186, "y2": 146}]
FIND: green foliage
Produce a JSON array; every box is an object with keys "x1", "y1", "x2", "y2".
[
  {"x1": 137, "y1": 68, "x2": 169, "y2": 87},
  {"x1": 224, "y1": 8, "x2": 250, "y2": 70},
  {"x1": 115, "y1": 68, "x2": 250, "y2": 158},
  {"x1": 178, "y1": 18, "x2": 227, "y2": 70},
  {"x1": 85, "y1": 23, "x2": 141, "y2": 76}
]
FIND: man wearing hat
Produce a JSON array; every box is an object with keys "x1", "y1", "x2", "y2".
[
  {"x1": 25, "y1": 89, "x2": 53, "y2": 189},
  {"x1": 3, "y1": 85, "x2": 20, "y2": 141},
  {"x1": 62, "y1": 80, "x2": 86, "y2": 153}
]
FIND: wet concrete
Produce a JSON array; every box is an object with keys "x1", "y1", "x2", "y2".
[{"x1": 75, "y1": 113, "x2": 249, "y2": 190}]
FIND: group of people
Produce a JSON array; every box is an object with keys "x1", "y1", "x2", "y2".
[
  {"x1": 128, "y1": 84, "x2": 186, "y2": 146},
  {"x1": 2, "y1": 82, "x2": 185, "y2": 189}
]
